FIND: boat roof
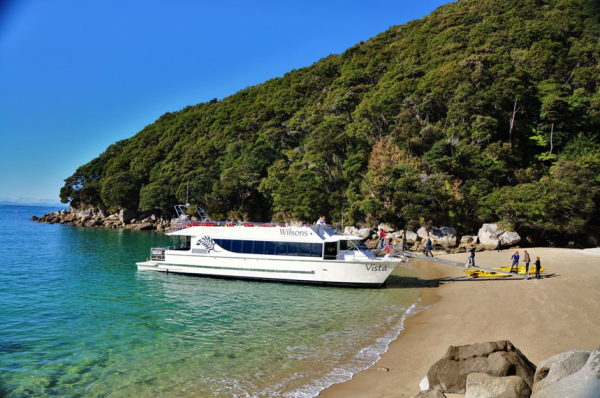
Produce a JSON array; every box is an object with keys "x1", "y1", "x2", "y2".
[{"x1": 167, "y1": 224, "x2": 363, "y2": 243}]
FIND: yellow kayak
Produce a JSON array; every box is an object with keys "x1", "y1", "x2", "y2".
[{"x1": 465, "y1": 265, "x2": 544, "y2": 278}]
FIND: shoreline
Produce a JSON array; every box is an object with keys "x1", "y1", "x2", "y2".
[{"x1": 319, "y1": 248, "x2": 600, "y2": 397}]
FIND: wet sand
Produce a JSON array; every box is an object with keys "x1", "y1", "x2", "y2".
[{"x1": 320, "y1": 248, "x2": 600, "y2": 398}]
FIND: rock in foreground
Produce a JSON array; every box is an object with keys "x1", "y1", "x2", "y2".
[{"x1": 426, "y1": 340, "x2": 536, "y2": 394}]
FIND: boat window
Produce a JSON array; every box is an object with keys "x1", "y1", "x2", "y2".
[
  {"x1": 287, "y1": 242, "x2": 299, "y2": 256},
  {"x1": 265, "y1": 241, "x2": 276, "y2": 255},
  {"x1": 311, "y1": 243, "x2": 323, "y2": 257},
  {"x1": 275, "y1": 242, "x2": 287, "y2": 255},
  {"x1": 324, "y1": 242, "x2": 337, "y2": 260},
  {"x1": 253, "y1": 241, "x2": 265, "y2": 255},
  {"x1": 231, "y1": 240, "x2": 242, "y2": 253},
  {"x1": 298, "y1": 243, "x2": 311, "y2": 257},
  {"x1": 221, "y1": 239, "x2": 232, "y2": 251},
  {"x1": 242, "y1": 240, "x2": 254, "y2": 254},
  {"x1": 339, "y1": 240, "x2": 348, "y2": 251},
  {"x1": 197, "y1": 239, "x2": 322, "y2": 257}
]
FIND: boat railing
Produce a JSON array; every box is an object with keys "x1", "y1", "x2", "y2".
[{"x1": 172, "y1": 220, "x2": 315, "y2": 230}]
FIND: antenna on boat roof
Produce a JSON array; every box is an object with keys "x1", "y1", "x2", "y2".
[{"x1": 185, "y1": 181, "x2": 189, "y2": 207}]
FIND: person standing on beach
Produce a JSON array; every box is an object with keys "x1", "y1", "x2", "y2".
[
  {"x1": 523, "y1": 250, "x2": 531, "y2": 279},
  {"x1": 424, "y1": 237, "x2": 433, "y2": 257},
  {"x1": 467, "y1": 245, "x2": 476, "y2": 267},
  {"x1": 496, "y1": 238, "x2": 502, "y2": 252},
  {"x1": 401, "y1": 230, "x2": 407, "y2": 252},
  {"x1": 534, "y1": 257, "x2": 542, "y2": 279},
  {"x1": 510, "y1": 251, "x2": 520, "y2": 273}
]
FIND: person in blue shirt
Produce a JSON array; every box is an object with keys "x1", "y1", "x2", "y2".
[
  {"x1": 510, "y1": 251, "x2": 520, "y2": 273},
  {"x1": 424, "y1": 237, "x2": 433, "y2": 257}
]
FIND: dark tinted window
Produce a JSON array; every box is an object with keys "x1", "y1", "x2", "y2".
[
  {"x1": 242, "y1": 240, "x2": 254, "y2": 254},
  {"x1": 275, "y1": 242, "x2": 287, "y2": 255},
  {"x1": 231, "y1": 240, "x2": 242, "y2": 253},
  {"x1": 298, "y1": 243, "x2": 311, "y2": 256},
  {"x1": 265, "y1": 241, "x2": 276, "y2": 255},
  {"x1": 339, "y1": 240, "x2": 348, "y2": 251},
  {"x1": 311, "y1": 243, "x2": 323, "y2": 257},
  {"x1": 253, "y1": 241, "x2": 265, "y2": 255}
]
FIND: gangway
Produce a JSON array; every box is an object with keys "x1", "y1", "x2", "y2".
[{"x1": 401, "y1": 251, "x2": 527, "y2": 279}]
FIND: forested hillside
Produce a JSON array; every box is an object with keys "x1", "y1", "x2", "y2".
[{"x1": 61, "y1": 0, "x2": 600, "y2": 246}]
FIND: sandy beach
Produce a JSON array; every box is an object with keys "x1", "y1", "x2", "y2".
[{"x1": 320, "y1": 247, "x2": 600, "y2": 398}]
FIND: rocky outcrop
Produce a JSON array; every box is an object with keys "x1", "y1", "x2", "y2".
[
  {"x1": 415, "y1": 389, "x2": 446, "y2": 398},
  {"x1": 426, "y1": 341, "x2": 536, "y2": 394},
  {"x1": 478, "y1": 224, "x2": 521, "y2": 249},
  {"x1": 33, "y1": 208, "x2": 173, "y2": 232},
  {"x1": 416, "y1": 227, "x2": 457, "y2": 247},
  {"x1": 465, "y1": 373, "x2": 531, "y2": 398},
  {"x1": 532, "y1": 350, "x2": 591, "y2": 395},
  {"x1": 531, "y1": 344, "x2": 600, "y2": 398}
]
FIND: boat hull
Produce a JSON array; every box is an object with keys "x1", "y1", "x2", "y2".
[{"x1": 136, "y1": 254, "x2": 401, "y2": 287}]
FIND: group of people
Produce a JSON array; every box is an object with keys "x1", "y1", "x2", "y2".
[
  {"x1": 466, "y1": 246, "x2": 542, "y2": 279},
  {"x1": 510, "y1": 250, "x2": 542, "y2": 279}
]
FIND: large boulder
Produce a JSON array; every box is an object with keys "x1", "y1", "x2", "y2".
[
  {"x1": 426, "y1": 341, "x2": 536, "y2": 394},
  {"x1": 460, "y1": 235, "x2": 478, "y2": 245},
  {"x1": 532, "y1": 350, "x2": 591, "y2": 395},
  {"x1": 415, "y1": 389, "x2": 446, "y2": 398},
  {"x1": 344, "y1": 226, "x2": 358, "y2": 236},
  {"x1": 119, "y1": 209, "x2": 137, "y2": 224},
  {"x1": 405, "y1": 230, "x2": 418, "y2": 244},
  {"x1": 532, "y1": 344, "x2": 600, "y2": 398},
  {"x1": 465, "y1": 373, "x2": 531, "y2": 398},
  {"x1": 417, "y1": 227, "x2": 429, "y2": 241},
  {"x1": 478, "y1": 224, "x2": 521, "y2": 249},
  {"x1": 377, "y1": 223, "x2": 394, "y2": 233}
]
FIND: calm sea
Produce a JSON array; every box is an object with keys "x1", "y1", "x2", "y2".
[{"x1": 0, "y1": 205, "x2": 421, "y2": 398}]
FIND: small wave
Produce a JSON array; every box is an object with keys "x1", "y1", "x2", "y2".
[{"x1": 258, "y1": 297, "x2": 425, "y2": 398}]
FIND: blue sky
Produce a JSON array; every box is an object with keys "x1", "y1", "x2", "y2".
[{"x1": 0, "y1": 0, "x2": 451, "y2": 204}]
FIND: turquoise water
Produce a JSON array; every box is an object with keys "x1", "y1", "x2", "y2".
[{"x1": 0, "y1": 206, "x2": 421, "y2": 397}]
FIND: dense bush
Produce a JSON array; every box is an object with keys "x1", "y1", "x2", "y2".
[{"x1": 60, "y1": 0, "x2": 600, "y2": 245}]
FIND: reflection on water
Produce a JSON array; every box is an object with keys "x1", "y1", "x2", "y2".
[{"x1": 0, "y1": 206, "x2": 420, "y2": 397}]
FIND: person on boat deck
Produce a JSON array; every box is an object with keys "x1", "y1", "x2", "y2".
[
  {"x1": 385, "y1": 238, "x2": 391, "y2": 255},
  {"x1": 510, "y1": 251, "x2": 520, "y2": 273},
  {"x1": 378, "y1": 229, "x2": 387, "y2": 249},
  {"x1": 523, "y1": 250, "x2": 531, "y2": 279},
  {"x1": 316, "y1": 216, "x2": 326, "y2": 226},
  {"x1": 424, "y1": 237, "x2": 433, "y2": 257},
  {"x1": 534, "y1": 256, "x2": 542, "y2": 279},
  {"x1": 467, "y1": 245, "x2": 476, "y2": 267}
]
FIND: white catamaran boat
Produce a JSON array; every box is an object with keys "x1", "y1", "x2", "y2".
[{"x1": 136, "y1": 205, "x2": 409, "y2": 287}]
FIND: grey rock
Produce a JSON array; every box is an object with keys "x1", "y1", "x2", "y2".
[
  {"x1": 532, "y1": 350, "x2": 591, "y2": 395},
  {"x1": 377, "y1": 223, "x2": 394, "y2": 233},
  {"x1": 465, "y1": 373, "x2": 531, "y2": 398},
  {"x1": 460, "y1": 235, "x2": 478, "y2": 245},
  {"x1": 532, "y1": 343, "x2": 600, "y2": 398},
  {"x1": 427, "y1": 340, "x2": 536, "y2": 394},
  {"x1": 478, "y1": 224, "x2": 521, "y2": 249},
  {"x1": 415, "y1": 389, "x2": 446, "y2": 398},
  {"x1": 417, "y1": 227, "x2": 429, "y2": 241},
  {"x1": 135, "y1": 223, "x2": 155, "y2": 231},
  {"x1": 119, "y1": 209, "x2": 137, "y2": 224},
  {"x1": 344, "y1": 226, "x2": 357, "y2": 236},
  {"x1": 405, "y1": 230, "x2": 418, "y2": 244},
  {"x1": 356, "y1": 228, "x2": 372, "y2": 239}
]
